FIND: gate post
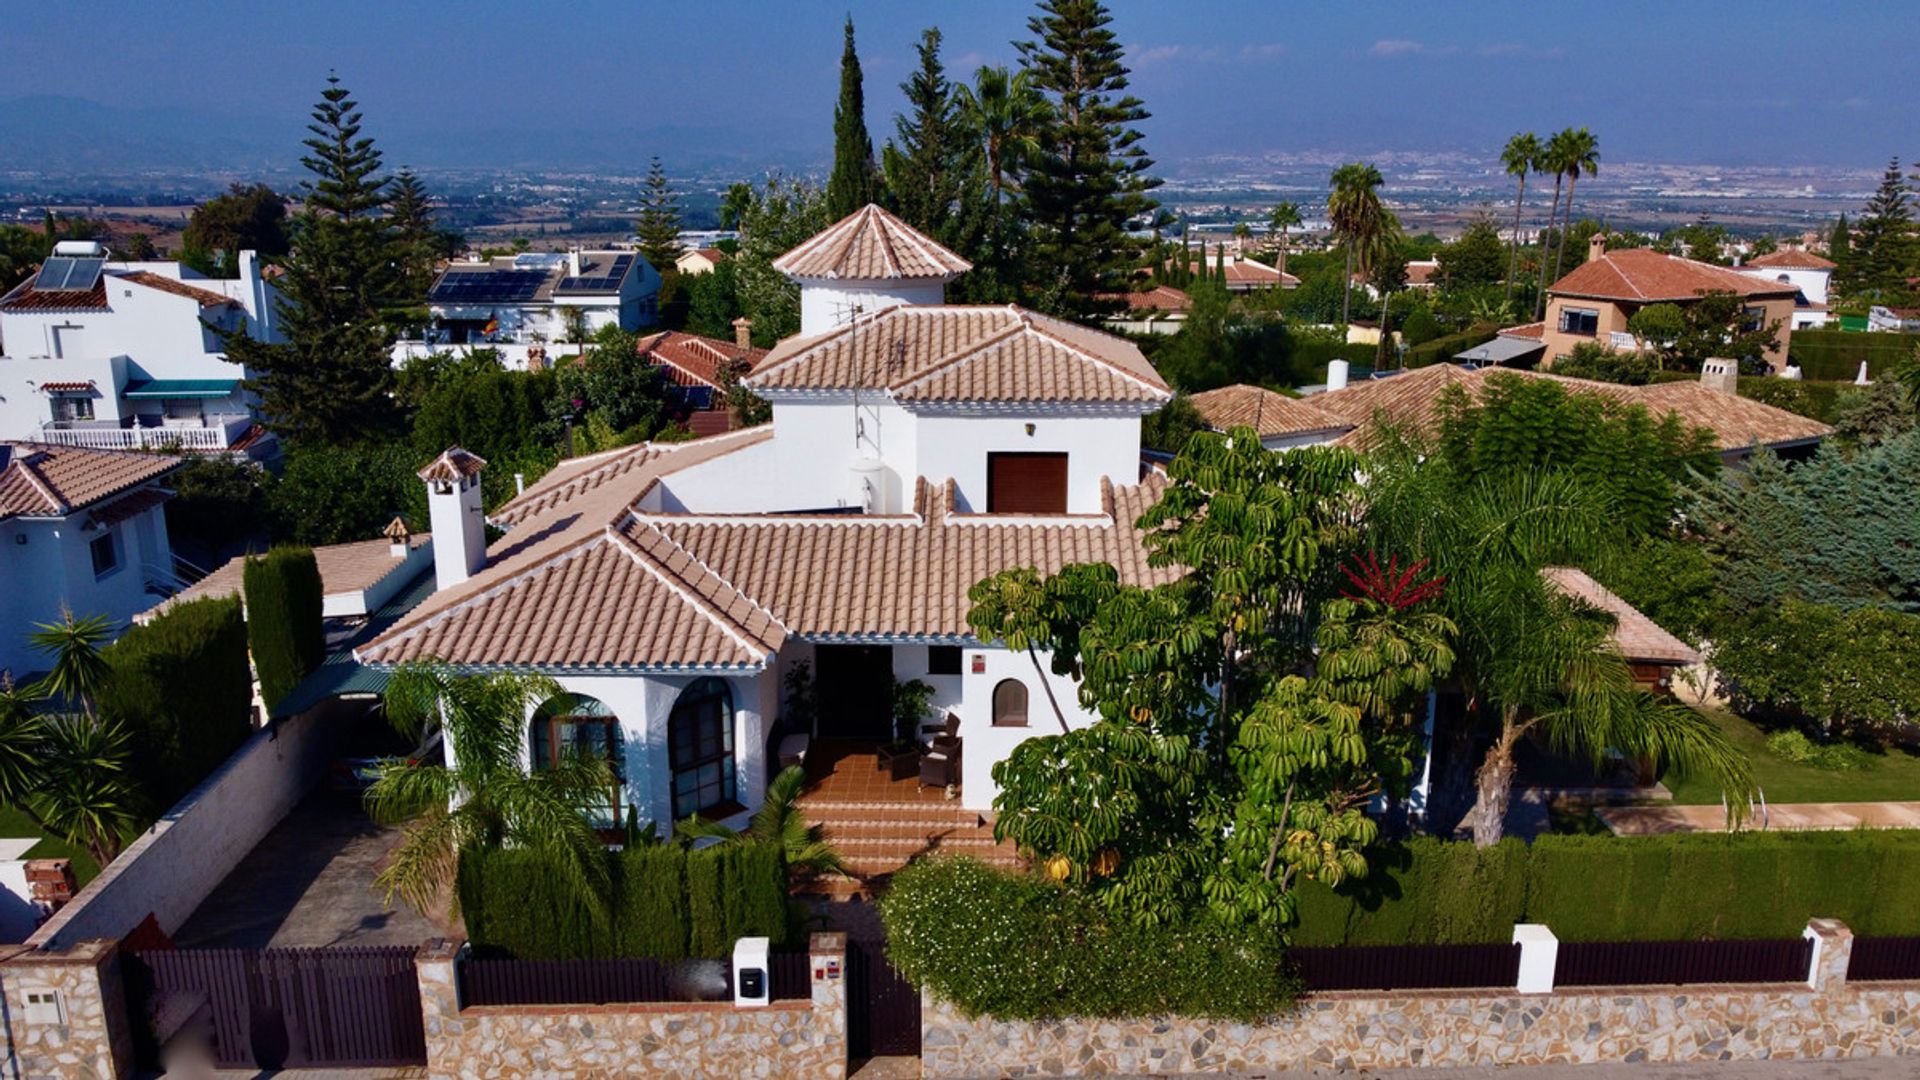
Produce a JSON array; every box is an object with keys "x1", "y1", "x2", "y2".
[
  {"x1": 1803, "y1": 918, "x2": 1852, "y2": 993},
  {"x1": 413, "y1": 938, "x2": 463, "y2": 1078},
  {"x1": 811, "y1": 932, "x2": 849, "y2": 1079},
  {"x1": 0, "y1": 939, "x2": 135, "y2": 1079}
]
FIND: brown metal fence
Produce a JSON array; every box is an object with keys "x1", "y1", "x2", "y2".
[
  {"x1": 123, "y1": 946, "x2": 425, "y2": 1070},
  {"x1": 1288, "y1": 943, "x2": 1522, "y2": 991},
  {"x1": 1848, "y1": 937, "x2": 1920, "y2": 982},
  {"x1": 460, "y1": 952, "x2": 813, "y2": 1007},
  {"x1": 1555, "y1": 938, "x2": 1813, "y2": 987}
]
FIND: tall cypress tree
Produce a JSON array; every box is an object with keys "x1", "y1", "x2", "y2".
[
  {"x1": 825, "y1": 17, "x2": 879, "y2": 219},
  {"x1": 1828, "y1": 212, "x2": 1851, "y2": 270},
  {"x1": 1016, "y1": 0, "x2": 1160, "y2": 320},
  {"x1": 882, "y1": 29, "x2": 965, "y2": 238},
  {"x1": 636, "y1": 156, "x2": 686, "y2": 271},
  {"x1": 226, "y1": 75, "x2": 399, "y2": 444}
]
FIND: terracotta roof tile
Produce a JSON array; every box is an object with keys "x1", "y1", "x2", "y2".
[
  {"x1": 417, "y1": 447, "x2": 487, "y2": 483},
  {"x1": 0, "y1": 274, "x2": 107, "y2": 312},
  {"x1": 159, "y1": 534, "x2": 429, "y2": 612},
  {"x1": 1543, "y1": 566, "x2": 1700, "y2": 665},
  {"x1": 1549, "y1": 248, "x2": 1798, "y2": 303},
  {"x1": 1744, "y1": 249, "x2": 1835, "y2": 270},
  {"x1": 116, "y1": 271, "x2": 236, "y2": 308},
  {"x1": 1188, "y1": 384, "x2": 1351, "y2": 439},
  {"x1": 636, "y1": 330, "x2": 767, "y2": 390},
  {"x1": 772, "y1": 204, "x2": 972, "y2": 281},
  {"x1": 0, "y1": 442, "x2": 180, "y2": 521},
  {"x1": 1498, "y1": 321, "x2": 1546, "y2": 340},
  {"x1": 1099, "y1": 285, "x2": 1192, "y2": 313}
]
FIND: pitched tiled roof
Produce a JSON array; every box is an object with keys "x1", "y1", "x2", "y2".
[
  {"x1": 418, "y1": 447, "x2": 487, "y2": 483},
  {"x1": 0, "y1": 443, "x2": 179, "y2": 521},
  {"x1": 636, "y1": 330, "x2": 767, "y2": 390},
  {"x1": 1498, "y1": 322, "x2": 1546, "y2": 340},
  {"x1": 1549, "y1": 248, "x2": 1798, "y2": 303},
  {"x1": 747, "y1": 305, "x2": 1170, "y2": 406},
  {"x1": 489, "y1": 432, "x2": 772, "y2": 530},
  {"x1": 1543, "y1": 567, "x2": 1700, "y2": 665},
  {"x1": 1100, "y1": 285, "x2": 1193, "y2": 313},
  {"x1": 0, "y1": 273, "x2": 107, "y2": 312},
  {"x1": 116, "y1": 271, "x2": 236, "y2": 308},
  {"x1": 1178, "y1": 256, "x2": 1299, "y2": 288},
  {"x1": 156, "y1": 534, "x2": 430, "y2": 613},
  {"x1": 1744, "y1": 249, "x2": 1835, "y2": 270},
  {"x1": 1261, "y1": 364, "x2": 1829, "y2": 454},
  {"x1": 772, "y1": 204, "x2": 972, "y2": 281},
  {"x1": 1405, "y1": 260, "x2": 1439, "y2": 287},
  {"x1": 1188, "y1": 384, "x2": 1351, "y2": 440}
]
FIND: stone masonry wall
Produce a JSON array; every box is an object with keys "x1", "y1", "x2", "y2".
[
  {"x1": 415, "y1": 933, "x2": 848, "y2": 1080},
  {"x1": 0, "y1": 939, "x2": 133, "y2": 1080},
  {"x1": 922, "y1": 921, "x2": 1920, "y2": 1078}
]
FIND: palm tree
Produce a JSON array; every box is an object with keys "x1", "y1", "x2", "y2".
[
  {"x1": 1533, "y1": 129, "x2": 1577, "y2": 318},
  {"x1": 675, "y1": 765, "x2": 848, "y2": 883},
  {"x1": 1364, "y1": 463, "x2": 1754, "y2": 846},
  {"x1": 1500, "y1": 132, "x2": 1542, "y2": 304},
  {"x1": 954, "y1": 65, "x2": 1048, "y2": 205},
  {"x1": 1549, "y1": 128, "x2": 1601, "y2": 286},
  {"x1": 366, "y1": 663, "x2": 620, "y2": 919},
  {"x1": 1328, "y1": 162, "x2": 1388, "y2": 326},
  {"x1": 28, "y1": 611, "x2": 115, "y2": 719},
  {"x1": 33, "y1": 713, "x2": 142, "y2": 866},
  {"x1": 1267, "y1": 201, "x2": 1302, "y2": 277}
]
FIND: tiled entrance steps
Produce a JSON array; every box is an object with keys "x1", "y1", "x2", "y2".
[{"x1": 798, "y1": 799, "x2": 1022, "y2": 888}]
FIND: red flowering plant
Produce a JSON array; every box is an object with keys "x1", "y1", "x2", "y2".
[{"x1": 1340, "y1": 551, "x2": 1447, "y2": 611}]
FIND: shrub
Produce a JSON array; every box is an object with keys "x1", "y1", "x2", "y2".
[
  {"x1": 1765, "y1": 729, "x2": 1873, "y2": 771},
  {"x1": 1403, "y1": 326, "x2": 1496, "y2": 369},
  {"x1": 882, "y1": 857, "x2": 1297, "y2": 1022},
  {"x1": 242, "y1": 547, "x2": 324, "y2": 711},
  {"x1": 1714, "y1": 601, "x2": 1920, "y2": 742},
  {"x1": 1293, "y1": 837, "x2": 1528, "y2": 946},
  {"x1": 268, "y1": 442, "x2": 427, "y2": 546},
  {"x1": 99, "y1": 596, "x2": 253, "y2": 810}
]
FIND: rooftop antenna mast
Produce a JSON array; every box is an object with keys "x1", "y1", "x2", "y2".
[{"x1": 837, "y1": 298, "x2": 868, "y2": 449}]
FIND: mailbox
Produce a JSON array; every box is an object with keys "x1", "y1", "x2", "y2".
[{"x1": 733, "y1": 936, "x2": 771, "y2": 1008}]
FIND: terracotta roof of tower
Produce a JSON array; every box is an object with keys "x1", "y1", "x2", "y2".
[
  {"x1": 772, "y1": 204, "x2": 973, "y2": 281},
  {"x1": 1548, "y1": 248, "x2": 1798, "y2": 303},
  {"x1": 1188, "y1": 384, "x2": 1350, "y2": 439},
  {"x1": 1744, "y1": 249, "x2": 1836, "y2": 270},
  {"x1": 0, "y1": 443, "x2": 180, "y2": 521},
  {"x1": 1543, "y1": 567, "x2": 1700, "y2": 665},
  {"x1": 746, "y1": 304, "x2": 1170, "y2": 406},
  {"x1": 417, "y1": 447, "x2": 487, "y2": 483},
  {"x1": 636, "y1": 330, "x2": 767, "y2": 390}
]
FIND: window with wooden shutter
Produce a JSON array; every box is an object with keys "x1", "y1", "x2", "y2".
[{"x1": 987, "y1": 452, "x2": 1069, "y2": 513}]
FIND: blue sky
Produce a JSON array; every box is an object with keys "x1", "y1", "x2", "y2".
[{"x1": 4, "y1": 1, "x2": 1913, "y2": 168}]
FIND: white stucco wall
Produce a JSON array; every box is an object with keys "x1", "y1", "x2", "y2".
[
  {"x1": 0, "y1": 503, "x2": 172, "y2": 680},
  {"x1": 955, "y1": 645, "x2": 1099, "y2": 810},
  {"x1": 659, "y1": 397, "x2": 921, "y2": 514},
  {"x1": 1740, "y1": 265, "x2": 1830, "y2": 306},
  {"x1": 797, "y1": 279, "x2": 947, "y2": 337},
  {"x1": 913, "y1": 411, "x2": 1143, "y2": 514}
]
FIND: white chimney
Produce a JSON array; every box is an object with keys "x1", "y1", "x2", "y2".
[
  {"x1": 418, "y1": 447, "x2": 489, "y2": 591},
  {"x1": 567, "y1": 250, "x2": 583, "y2": 278},
  {"x1": 1328, "y1": 359, "x2": 1350, "y2": 392},
  {"x1": 1700, "y1": 358, "x2": 1739, "y2": 395},
  {"x1": 383, "y1": 516, "x2": 412, "y2": 559}
]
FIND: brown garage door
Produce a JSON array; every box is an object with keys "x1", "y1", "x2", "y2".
[{"x1": 987, "y1": 452, "x2": 1068, "y2": 513}]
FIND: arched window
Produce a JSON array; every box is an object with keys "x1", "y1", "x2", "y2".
[
  {"x1": 530, "y1": 694, "x2": 624, "y2": 777},
  {"x1": 670, "y1": 677, "x2": 737, "y2": 819},
  {"x1": 992, "y1": 679, "x2": 1028, "y2": 727}
]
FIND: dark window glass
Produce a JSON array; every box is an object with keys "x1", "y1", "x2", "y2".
[
  {"x1": 89, "y1": 532, "x2": 117, "y2": 577},
  {"x1": 669, "y1": 677, "x2": 736, "y2": 819},
  {"x1": 1558, "y1": 307, "x2": 1599, "y2": 336},
  {"x1": 992, "y1": 679, "x2": 1029, "y2": 727},
  {"x1": 927, "y1": 646, "x2": 962, "y2": 676}
]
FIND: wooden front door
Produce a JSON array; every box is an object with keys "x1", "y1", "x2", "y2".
[
  {"x1": 987, "y1": 452, "x2": 1069, "y2": 513},
  {"x1": 812, "y1": 644, "x2": 895, "y2": 741}
]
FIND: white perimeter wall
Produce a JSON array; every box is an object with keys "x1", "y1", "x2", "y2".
[{"x1": 956, "y1": 645, "x2": 1098, "y2": 810}]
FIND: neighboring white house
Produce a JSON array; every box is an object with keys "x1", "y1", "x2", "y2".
[
  {"x1": 674, "y1": 247, "x2": 729, "y2": 276},
  {"x1": 0, "y1": 242, "x2": 281, "y2": 454},
  {"x1": 356, "y1": 204, "x2": 1175, "y2": 826},
  {"x1": 392, "y1": 250, "x2": 662, "y2": 371},
  {"x1": 0, "y1": 442, "x2": 182, "y2": 681},
  {"x1": 1736, "y1": 249, "x2": 1835, "y2": 329}
]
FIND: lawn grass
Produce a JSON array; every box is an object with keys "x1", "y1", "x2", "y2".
[
  {"x1": 0, "y1": 805, "x2": 102, "y2": 886},
  {"x1": 1665, "y1": 707, "x2": 1920, "y2": 805}
]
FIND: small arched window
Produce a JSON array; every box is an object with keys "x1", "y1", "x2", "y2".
[
  {"x1": 670, "y1": 677, "x2": 737, "y2": 819},
  {"x1": 1776, "y1": 273, "x2": 1791, "y2": 284},
  {"x1": 530, "y1": 694, "x2": 623, "y2": 778},
  {"x1": 992, "y1": 679, "x2": 1029, "y2": 727}
]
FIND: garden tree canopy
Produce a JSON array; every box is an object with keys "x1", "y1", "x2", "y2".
[
  {"x1": 1713, "y1": 600, "x2": 1920, "y2": 741},
  {"x1": 635, "y1": 156, "x2": 686, "y2": 272},
  {"x1": 269, "y1": 442, "x2": 426, "y2": 546},
  {"x1": 1829, "y1": 378, "x2": 1919, "y2": 449},
  {"x1": 1437, "y1": 215, "x2": 1507, "y2": 287},
  {"x1": 1838, "y1": 158, "x2": 1915, "y2": 301},
  {"x1": 552, "y1": 325, "x2": 675, "y2": 438},
  {"x1": 731, "y1": 176, "x2": 829, "y2": 345},
  {"x1": 386, "y1": 169, "x2": 459, "y2": 304},
  {"x1": 825, "y1": 17, "x2": 880, "y2": 219},
  {"x1": 181, "y1": 182, "x2": 289, "y2": 277},
  {"x1": 1015, "y1": 0, "x2": 1159, "y2": 319},
  {"x1": 973, "y1": 433, "x2": 1456, "y2": 927},
  {"x1": 1150, "y1": 280, "x2": 1295, "y2": 392},
  {"x1": 223, "y1": 76, "x2": 402, "y2": 444},
  {"x1": 881, "y1": 29, "x2": 979, "y2": 252}
]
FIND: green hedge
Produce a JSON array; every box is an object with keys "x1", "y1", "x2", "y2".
[
  {"x1": 1787, "y1": 329, "x2": 1914, "y2": 382},
  {"x1": 242, "y1": 547, "x2": 324, "y2": 710},
  {"x1": 1292, "y1": 831, "x2": 1920, "y2": 945},
  {"x1": 459, "y1": 842, "x2": 788, "y2": 959},
  {"x1": 1404, "y1": 325, "x2": 1498, "y2": 369},
  {"x1": 881, "y1": 857, "x2": 1297, "y2": 1022},
  {"x1": 1288, "y1": 339, "x2": 1379, "y2": 384},
  {"x1": 99, "y1": 596, "x2": 253, "y2": 811}
]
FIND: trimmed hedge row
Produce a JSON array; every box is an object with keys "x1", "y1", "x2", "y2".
[
  {"x1": 1290, "y1": 831, "x2": 1920, "y2": 946},
  {"x1": 99, "y1": 596, "x2": 253, "y2": 811},
  {"x1": 882, "y1": 857, "x2": 1297, "y2": 1022},
  {"x1": 1404, "y1": 325, "x2": 1498, "y2": 369},
  {"x1": 242, "y1": 547, "x2": 324, "y2": 710},
  {"x1": 459, "y1": 842, "x2": 787, "y2": 960},
  {"x1": 1787, "y1": 329, "x2": 1913, "y2": 382}
]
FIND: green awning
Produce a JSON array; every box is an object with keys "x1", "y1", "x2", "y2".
[{"x1": 124, "y1": 378, "x2": 241, "y2": 399}]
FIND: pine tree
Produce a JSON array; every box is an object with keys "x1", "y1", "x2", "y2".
[
  {"x1": 882, "y1": 28, "x2": 973, "y2": 244},
  {"x1": 1016, "y1": 0, "x2": 1161, "y2": 319},
  {"x1": 636, "y1": 156, "x2": 686, "y2": 272},
  {"x1": 825, "y1": 17, "x2": 879, "y2": 220},
  {"x1": 386, "y1": 169, "x2": 444, "y2": 303},
  {"x1": 224, "y1": 75, "x2": 400, "y2": 445},
  {"x1": 1845, "y1": 159, "x2": 1914, "y2": 299}
]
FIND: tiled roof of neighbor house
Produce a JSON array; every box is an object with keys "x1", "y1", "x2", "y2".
[
  {"x1": 0, "y1": 273, "x2": 108, "y2": 312},
  {"x1": 418, "y1": 447, "x2": 487, "y2": 483},
  {"x1": 747, "y1": 304, "x2": 1171, "y2": 406},
  {"x1": 1181, "y1": 256, "x2": 1300, "y2": 288},
  {"x1": 1549, "y1": 248, "x2": 1799, "y2": 303},
  {"x1": 1498, "y1": 322, "x2": 1547, "y2": 340},
  {"x1": 116, "y1": 271, "x2": 237, "y2": 308},
  {"x1": 1101, "y1": 285, "x2": 1193, "y2": 313},
  {"x1": 0, "y1": 443, "x2": 180, "y2": 521},
  {"x1": 1542, "y1": 567, "x2": 1700, "y2": 665},
  {"x1": 1744, "y1": 249, "x2": 1836, "y2": 270},
  {"x1": 1268, "y1": 364, "x2": 1830, "y2": 453},
  {"x1": 1188, "y1": 384, "x2": 1350, "y2": 439},
  {"x1": 156, "y1": 534, "x2": 432, "y2": 614},
  {"x1": 772, "y1": 203, "x2": 973, "y2": 281},
  {"x1": 636, "y1": 330, "x2": 767, "y2": 390},
  {"x1": 692, "y1": 247, "x2": 728, "y2": 263},
  {"x1": 1405, "y1": 260, "x2": 1439, "y2": 287}
]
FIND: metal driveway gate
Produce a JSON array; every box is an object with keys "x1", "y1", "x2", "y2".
[{"x1": 847, "y1": 938, "x2": 921, "y2": 1058}]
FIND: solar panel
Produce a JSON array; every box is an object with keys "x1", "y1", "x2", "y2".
[
  {"x1": 35, "y1": 257, "x2": 104, "y2": 292},
  {"x1": 427, "y1": 269, "x2": 549, "y2": 304},
  {"x1": 555, "y1": 255, "x2": 634, "y2": 294}
]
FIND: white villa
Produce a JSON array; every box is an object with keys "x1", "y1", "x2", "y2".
[
  {"x1": 1735, "y1": 248, "x2": 1836, "y2": 330},
  {"x1": 357, "y1": 205, "x2": 1177, "y2": 831},
  {"x1": 393, "y1": 250, "x2": 662, "y2": 372},
  {"x1": 0, "y1": 242, "x2": 281, "y2": 454}
]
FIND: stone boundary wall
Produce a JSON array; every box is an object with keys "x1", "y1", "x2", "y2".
[
  {"x1": 29, "y1": 699, "x2": 350, "y2": 950},
  {"x1": 0, "y1": 938, "x2": 132, "y2": 1080},
  {"x1": 922, "y1": 921, "x2": 1920, "y2": 1077},
  {"x1": 415, "y1": 933, "x2": 849, "y2": 1080}
]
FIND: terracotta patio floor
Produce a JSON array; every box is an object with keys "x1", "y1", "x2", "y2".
[{"x1": 797, "y1": 739, "x2": 960, "y2": 805}]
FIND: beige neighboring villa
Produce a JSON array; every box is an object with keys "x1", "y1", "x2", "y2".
[{"x1": 1542, "y1": 235, "x2": 1799, "y2": 370}]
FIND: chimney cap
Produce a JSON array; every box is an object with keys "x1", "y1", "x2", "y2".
[
  {"x1": 1588, "y1": 232, "x2": 1608, "y2": 257},
  {"x1": 418, "y1": 446, "x2": 488, "y2": 483},
  {"x1": 382, "y1": 516, "x2": 412, "y2": 542}
]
